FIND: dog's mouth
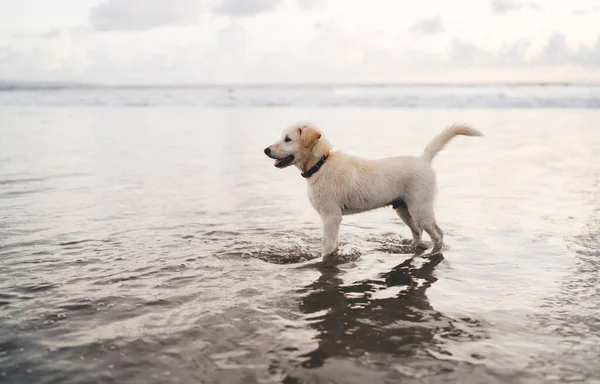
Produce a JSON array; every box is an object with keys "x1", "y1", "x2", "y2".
[{"x1": 274, "y1": 155, "x2": 294, "y2": 168}]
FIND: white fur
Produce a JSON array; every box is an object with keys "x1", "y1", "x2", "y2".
[{"x1": 265, "y1": 123, "x2": 483, "y2": 259}]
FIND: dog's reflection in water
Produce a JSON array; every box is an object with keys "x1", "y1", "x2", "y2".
[{"x1": 296, "y1": 253, "x2": 477, "y2": 368}]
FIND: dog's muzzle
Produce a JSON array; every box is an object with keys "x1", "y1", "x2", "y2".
[{"x1": 264, "y1": 148, "x2": 294, "y2": 168}]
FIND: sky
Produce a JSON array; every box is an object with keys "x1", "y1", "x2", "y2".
[{"x1": 0, "y1": 0, "x2": 599, "y2": 84}]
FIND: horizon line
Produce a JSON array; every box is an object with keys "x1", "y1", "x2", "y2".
[{"x1": 2, "y1": 80, "x2": 600, "y2": 89}]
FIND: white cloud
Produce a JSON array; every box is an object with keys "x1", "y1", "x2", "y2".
[
  {"x1": 13, "y1": 26, "x2": 90, "y2": 39},
  {"x1": 214, "y1": 0, "x2": 282, "y2": 16},
  {"x1": 0, "y1": 31, "x2": 91, "y2": 81},
  {"x1": 536, "y1": 33, "x2": 600, "y2": 67},
  {"x1": 0, "y1": 45, "x2": 12, "y2": 65},
  {"x1": 496, "y1": 41, "x2": 532, "y2": 66},
  {"x1": 89, "y1": 0, "x2": 201, "y2": 31},
  {"x1": 580, "y1": 38, "x2": 600, "y2": 67},
  {"x1": 571, "y1": 7, "x2": 600, "y2": 16},
  {"x1": 297, "y1": 0, "x2": 324, "y2": 10},
  {"x1": 410, "y1": 16, "x2": 444, "y2": 35},
  {"x1": 536, "y1": 33, "x2": 571, "y2": 65},
  {"x1": 491, "y1": 0, "x2": 541, "y2": 14},
  {"x1": 1, "y1": 0, "x2": 600, "y2": 83},
  {"x1": 449, "y1": 33, "x2": 600, "y2": 69},
  {"x1": 450, "y1": 40, "x2": 496, "y2": 66}
]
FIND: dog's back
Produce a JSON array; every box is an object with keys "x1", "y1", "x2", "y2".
[{"x1": 310, "y1": 153, "x2": 434, "y2": 215}]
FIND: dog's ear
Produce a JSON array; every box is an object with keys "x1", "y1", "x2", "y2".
[{"x1": 300, "y1": 126, "x2": 322, "y2": 148}]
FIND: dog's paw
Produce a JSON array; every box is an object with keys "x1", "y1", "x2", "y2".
[
  {"x1": 431, "y1": 242, "x2": 444, "y2": 253},
  {"x1": 321, "y1": 246, "x2": 339, "y2": 259},
  {"x1": 412, "y1": 241, "x2": 430, "y2": 250},
  {"x1": 322, "y1": 248, "x2": 361, "y2": 265}
]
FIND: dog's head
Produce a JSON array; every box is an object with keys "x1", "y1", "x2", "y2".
[{"x1": 264, "y1": 123, "x2": 326, "y2": 169}]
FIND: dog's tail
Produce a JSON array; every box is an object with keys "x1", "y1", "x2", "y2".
[{"x1": 421, "y1": 123, "x2": 483, "y2": 162}]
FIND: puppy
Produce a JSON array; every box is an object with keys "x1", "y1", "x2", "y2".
[{"x1": 264, "y1": 123, "x2": 482, "y2": 259}]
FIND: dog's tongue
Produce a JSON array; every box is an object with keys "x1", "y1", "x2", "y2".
[{"x1": 274, "y1": 159, "x2": 283, "y2": 167}]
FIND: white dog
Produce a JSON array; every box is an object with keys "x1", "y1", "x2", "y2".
[{"x1": 264, "y1": 123, "x2": 482, "y2": 259}]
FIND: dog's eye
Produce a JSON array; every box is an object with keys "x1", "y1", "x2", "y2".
[{"x1": 284, "y1": 136, "x2": 291, "y2": 142}]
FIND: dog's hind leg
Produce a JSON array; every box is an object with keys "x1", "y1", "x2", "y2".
[
  {"x1": 411, "y1": 204, "x2": 443, "y2": 251},
  {"x1": 434, "y1": 221, "x2": 444, "y2": 239},
  {"x1": 431, "y1": 221, "x2": 444, "y2": 251},
  {"x1": 423, "y1": 222, "x2": 443, "y2": 252},
  {"x1": 394, "y1": 201, "x2": 426, "y2": 250}
]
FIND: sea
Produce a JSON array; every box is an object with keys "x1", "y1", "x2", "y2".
[{"x1": 1, "y1": 84, "x2": 599, "y2": 383}]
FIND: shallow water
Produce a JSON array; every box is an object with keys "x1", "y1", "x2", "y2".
[{"x1": 0, "y1": 108, "x2": 599, "y2": 383}]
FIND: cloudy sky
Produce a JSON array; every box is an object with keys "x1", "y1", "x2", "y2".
[{"x1": 0, "y1": 0, "x2": 599, "y2": 84}]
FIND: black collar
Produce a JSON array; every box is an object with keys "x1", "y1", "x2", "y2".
[{"x1": 301, "y1": 156, "x2": 328, "y2": 178}]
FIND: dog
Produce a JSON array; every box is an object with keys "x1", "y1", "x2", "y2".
[{"x1": 264, "y1": 123, "x2": 482, "y2": 259}]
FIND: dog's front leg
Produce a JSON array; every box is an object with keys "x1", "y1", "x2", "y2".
[{"x1": 321, "y1": 214, "x2": 342, "y2": 258}]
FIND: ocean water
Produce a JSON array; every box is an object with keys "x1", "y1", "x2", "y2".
[
  {"x1": 0, "y1": 86, "x2": 599, "y2": 383},
  {"x1": 1, "y1": 84, "x2": 600, "y2": 108}
]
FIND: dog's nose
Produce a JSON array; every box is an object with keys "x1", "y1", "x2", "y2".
[{"x1": 264, "y1": 147, "x2": 271, "y2": 155}]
